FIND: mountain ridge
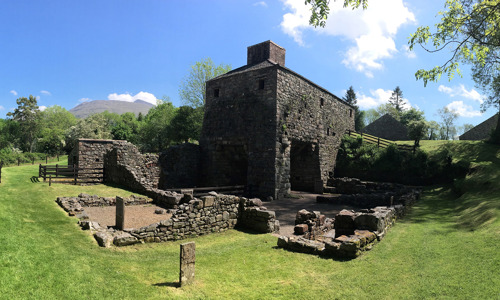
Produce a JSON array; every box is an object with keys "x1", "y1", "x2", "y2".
[{"x1": 69, "y1": 99, "x2": 155, "y2": 118}]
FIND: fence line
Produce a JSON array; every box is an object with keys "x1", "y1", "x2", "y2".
[
  {"x1": 345, "y1": 130, "x2": 415, "y2": 152},
  {"x1": 39, "y1": 164, "x2": 104, "y2": 185}
]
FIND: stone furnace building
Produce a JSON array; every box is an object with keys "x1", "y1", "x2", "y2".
[{"x1": 198, "y1": 41, "x2": 354, "y2": 200}]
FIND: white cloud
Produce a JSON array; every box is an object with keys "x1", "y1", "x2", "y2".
[
  {"x1": 253, "y1": 1, "x2": 267, "y2": 7},
  {"x1": 446, "y1": 101, "x2": 482, "y2": 117},
  {"x1": 0, "y1": 105, "x2": 4, "y2": 110},
  {"x1": 358, "y1": 88, "x2": 412, "y2": 109},
  {"x1": 401, "y1": 45, "x2": 416, "y2": 59},
  {"x1": 438, "y1": 84, "x2": 484, "y2": 104},
  {"x1": 10, "y1": 90, "x2": 18, "y2": 96},
  {"x1": 78, "y1": 97, "x2": 92, "y2": 103},
  {"x1": 39, "y1": 106, "x2": 47, "y2": 111},
  {"x1": 280, "y1": 0, "x2": 415, "y2": 76},
  {"x1": 107, "y1": 91, "x2": 157, "y2": 106},
  {"x1": 40, "y1": 90, "x2": 51, "y2": 96}
]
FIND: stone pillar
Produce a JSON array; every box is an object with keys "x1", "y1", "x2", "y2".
[
  {"x1": 116, "y1": 196, "x2": 125, "y2": 230},
  {"x1": 179, "y1": 242, "x2": 195, "y2": 287}
]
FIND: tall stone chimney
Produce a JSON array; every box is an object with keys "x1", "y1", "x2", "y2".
[{"x1": 247, "y1": 40, "x2": 286, "y2": 66}]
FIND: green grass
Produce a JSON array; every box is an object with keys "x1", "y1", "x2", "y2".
[{"x1": 0, "y1": 144, "x2": 499, "y2": 299}]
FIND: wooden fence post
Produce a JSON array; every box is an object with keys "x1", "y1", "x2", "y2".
[
  {"x1": 39, "y1": 164, "x2": 41, "y2": 177},
  {"x1": 377, "y1": 137, "x2": 380, "y2": 148},
  {"x1": 49, "y1": 175, "x2": 52, "y2": 186},
  {"x1": 57, "y1": 154, "x2": 59, "y2": 161},
  {"x1": 56, "y1": 164, "x2": 58, "y2": 178},
  {"x1": 46, "y1": 156, "x2": 48, "y2": 164}
]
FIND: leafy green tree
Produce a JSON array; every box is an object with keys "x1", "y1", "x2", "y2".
[
  {"x1": 427, "y1": 121, "x2": 441, "y2": 140},
  {"x1": 65, "y1": 113, "x2": 113, "y2": 151},
  {"x1": 139, "y1": 98, "x2": 177, "y2": 152},
  {"x1": 459, "y1": 123, "x2": 474, "y2": 136},
  {"x1": 179, "y1": 58, "x2": 231, "y2": 109},
  {"x1": 438, "y1": 106, "x2": 459, "y2": 140},
  {"x1": 407, "y1": 120, "x2": 429, "y2": 147},
  {"x1": 408, "y1": 0, "x2": 500, "y2": 143},
  {"x1": 111, "y1": 112, "x2": 140, "y2": 144},
  {"x1": 342, "y1": 86, "x2": 365, "y2": 130},
  {"x1": 7, "y1": 95, "x2": 41, "y2": 152},
  {"x1": 0, "y1": 119, "x2": 19, "y2": 150},
  {"x1": 363, "y1": 108, "x2": 380, "y2": 125},
  {"x1": 169, "y1": 106, "x2": 204, "y2": 143},
  {"x1": 400, "y1": 107, "x2": 425, "y2": 127},
  {"x1": 306, "y1": 0, "x2": 368, "y2": 27},
  {"x1": 388, "y1": 86, "x2": 405, "y2": 116},
  {"x1": 38, "y1": 105, "x2": 77, "y2": 154}
]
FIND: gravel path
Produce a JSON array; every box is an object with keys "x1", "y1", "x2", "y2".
[
  {"x1": 84, "y1": 205, "x2": 171, "y2": 229},
  {"x1": 264, "y1": 191, "x2": 357, "y2": 236}
]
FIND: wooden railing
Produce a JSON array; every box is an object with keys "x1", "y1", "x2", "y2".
[
  {"x1": 345, "y1": 130, "x2": 415, "y2": 152},
  {"x1": 38, "y1": 164, "x2": 104, "y2": 185}
]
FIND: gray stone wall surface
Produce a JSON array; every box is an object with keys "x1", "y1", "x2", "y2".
[
  {"x1": 459, "y1": 113, "x2": 499, "y2": 140},
  {"x1": 158, "y1": 143, "x2": 200, "y2": 189}
]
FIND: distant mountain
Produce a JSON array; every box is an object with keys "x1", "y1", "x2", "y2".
[{"x1": 69, "y1": 100, "x2": 155, "y2": 119}]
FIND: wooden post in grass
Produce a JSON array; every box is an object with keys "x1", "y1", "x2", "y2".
[
  {"x1": 45, "y1": 156, "x2": 48, "y2": 164},
  {"x1": 49, "y1": 175, "x2": 52, "y2": 186},
  {"x1": 115, "y1": 196, "x2": 125, "y2": 230},
  {"x1": 55, "y1": 164, "x2": 58, "y2": 178},
  {"x1": 179, "y1": 242, "x2": 196, "y2": 287}
]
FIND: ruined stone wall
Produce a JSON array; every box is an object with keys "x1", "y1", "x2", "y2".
[
  {"x1": 103, "y1": 141, "x2": 160, "y2": 192},
  {"x1": 275, "y1": 68, "x2": 355, "y2": 198},
  {"x1": 56, "y1": 193, "x2": 278, "y2": 247},
  {"x1": 362, "y1": 114, "x2": 409, "y2": 141},
  {"x1": 460, "y1": 113, "x2": 498, "y2": 140},
  {"x1": 201, "y1": 65, "x2": 278, "y2": 198}
]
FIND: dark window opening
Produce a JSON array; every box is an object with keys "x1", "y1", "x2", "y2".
[
  {"x1": 327, "y1": 128, "x2": 330, "y2": 136},
  {"x1": 258, "y1": 79, "x2": 265, "y2": 90},
  {"x1": 214, "y1": 88, "x2": 220, "y2": 98},
  {"x1": 95, "y1": 158, "x2": 100, "y2": 162},
  {"x1": 320, "y1": 98, "x2": 324, "y2": 107},
  {"x1": 349, "y1": 109, "x2": 353, "y2": 117}
]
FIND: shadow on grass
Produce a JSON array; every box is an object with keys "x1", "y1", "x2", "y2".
[
  {"x1": 30, "y1": 176, "x2": 40, "y2": 183},
  {"x1": 153, "y1": 281, "x2": 179, "y2": 288}
]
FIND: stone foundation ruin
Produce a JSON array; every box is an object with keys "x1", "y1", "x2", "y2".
[
  {"x1": 277, "y1": 178, "x2": 421, "y2": 259},
  {"x1": 56, "y1": 192, "x2": 278, "y2": 247}
]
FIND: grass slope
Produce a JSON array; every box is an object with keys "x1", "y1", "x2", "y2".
[{"x1": 0, "y1": 142, "x2": 498, "y2": 299}]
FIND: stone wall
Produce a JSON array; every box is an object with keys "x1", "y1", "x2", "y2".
[
  {"x1": 56, "y1": 193, "x2": 278, "y2": 247},
  {"x1": 158, "y1": 143, "x2": 200, "y2": 189},
  {"x1": 103, "y1": 141, "x2": 160, "y2": 192},
  {"x1": 275, "y1": 68, "x2": 355, "y2": 198},
  {"x1": 460, "y1": 113, "x2": 498, "y2": 140}
]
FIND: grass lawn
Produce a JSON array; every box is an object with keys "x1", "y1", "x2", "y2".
[{"x1": 0, "y1": 143, "x2": 499, "y2": 299}]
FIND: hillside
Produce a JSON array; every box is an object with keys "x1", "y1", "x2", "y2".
[{"x1": 69, "y1": 100, "x2": 154, "y2": 118}]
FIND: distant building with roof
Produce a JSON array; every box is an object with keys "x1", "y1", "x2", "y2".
[
  {"x1": 459, "y1": 113, "x2": 499, "y2": 140},
  {"x1": 361, "y1": 114, "x2": 410, "y2": 141}
]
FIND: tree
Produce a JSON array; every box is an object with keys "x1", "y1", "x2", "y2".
[
  {"x1": 407, "y1": 120, "x2": 429, "y2": 147},
  {"x1": 438, "y1": 107, "x2": 459, "y2": 140},
  {"x1": 7, "y1": 95, "x2": 41, "y2": 152},
  {"x1": 306, "y1": 0, "x2": 368, "y2": 27},
  {"x1": 427, "y1": 121, "x2": 441, "y2": 140},
  {"x1": 110, "y1": 112, "x2": 140, "y2": 144},
  {"x1": 169, "y1": 106, "x2": 204, "y2": 143},
  {"x1": 342, "y1": 86, "x2": 365, "y2": 130},
  {"x1": 65, "y1": 113, "x2": 113, "y2": 151},
  {"x1": 179, "y1": 58, "x2": 231, "y2": 109},
  {"x1": 459, "y1": 123, "x2": 475, "y2": 135},
  {"x1": 38, "y1": 105, "x2": 77, "y2": 154},
  {"x1": 400, "y1": 107, "x2": 425, "y2": 127},
  {"x1": 363, "y1": 108, "x2": 380, "y2": 125},
  {"x1": 388, "y1": 86, "x2": 405, "y2": 116},
  {"x1": 139, "y1": 98, "x2": 177, "y2": 152},
  {"x1": 408, "y1": 0, "x2": 500, "y2": 143}
]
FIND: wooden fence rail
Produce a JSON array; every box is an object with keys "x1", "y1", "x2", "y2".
[
  {"x1": 39, "y1": 164, "x2": 104, "y2": 185},
  {"x1": 345, "y1": 130, "x2": 415, "y2": 152}
]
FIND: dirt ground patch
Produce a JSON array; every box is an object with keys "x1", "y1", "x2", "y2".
[
  {"x1": 264, "y1": 191, "x2": 358, "y2": 236},
  {"x1": 84, "y1": 205, "x2": 171, "y2": 229}
]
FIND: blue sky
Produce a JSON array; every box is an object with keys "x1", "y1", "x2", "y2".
[{"x1": 0, "y1": 0, "x2": 496, "y2": 130}]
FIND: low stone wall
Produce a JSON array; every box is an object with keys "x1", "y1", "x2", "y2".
[
  {"x1": 278, "y1": 182, "x2": 420, "y2": 259},
  {"x1": 56, "y1": 192, "x2": 278, "y2": 247}
]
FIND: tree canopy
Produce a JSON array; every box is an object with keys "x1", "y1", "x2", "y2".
[{"x1": 179, "y1": 58, "x2": 231, "y2": 109}]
